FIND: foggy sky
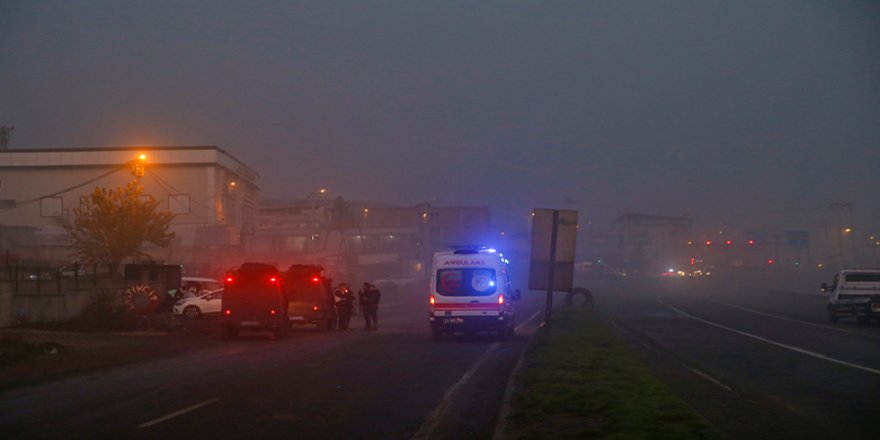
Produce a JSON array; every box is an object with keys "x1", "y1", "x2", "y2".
[{"x1": 1, "y1": 1, "x2": 878, "y2": 236}]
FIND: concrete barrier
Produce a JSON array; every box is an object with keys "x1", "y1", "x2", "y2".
[{"x1": 0, "y1": 279, "x2": 122, "y2": 327}]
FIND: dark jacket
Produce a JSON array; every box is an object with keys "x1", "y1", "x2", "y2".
[
  {"x1": 362, "y1": 286, "x2": 381, "y2": 308},
  {"x1": 335, "y1": 287, "x2": 354, "y2": 306}
]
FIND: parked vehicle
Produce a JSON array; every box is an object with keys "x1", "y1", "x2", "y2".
[
  {"x1": 823, "y1": 269, "x2": 880, "y2": 325},
  {"x1": 284, "y1": 264, "x2": 337, "y2": 331},
  {"x1": 428, "y1": 246, "x2": 520, "y2": 341},
  {"x1": 170, "y1": 276, "x2": 223, "y2": 300},
  {"x1": 173, "y1": 289, "x2": 223, "y2": 319},
  {"x1": 220, "y1": 263, "x2": 289, "y2": 339}
]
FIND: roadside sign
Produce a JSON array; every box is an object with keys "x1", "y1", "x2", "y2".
[
  {"x1": 529, "y1": 208, "x2": 578, "y2": 328},
  {"x1": 529, "y1": 208, "x2": 578, "y2": 291}
]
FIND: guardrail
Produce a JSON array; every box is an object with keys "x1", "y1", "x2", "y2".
[{"x1": 0, "y1": 264, "x2": 112, "y2": 295}]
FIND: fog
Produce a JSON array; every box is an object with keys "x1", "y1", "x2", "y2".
[{"x1": 1, "y1": 0, "x2": 878, "y2": 238}]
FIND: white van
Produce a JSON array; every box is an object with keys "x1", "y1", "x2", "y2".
[
  {"x1": 428, "y1": 247, "x2": 520, "y2": 341},
  {"x1": 823, "y1": 269, "x2": 880, "y2": 325}
]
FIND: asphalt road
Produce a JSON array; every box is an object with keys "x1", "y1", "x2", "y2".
[
  {"x1": 593, "y1": 274, "x2": 880, "y2": 440},
  {"x1": 0, "y1": 287, "x2": 547, "y2": 440},
  {"x1": 6, "y1": 272, "x2": 876, "y2": 440}
]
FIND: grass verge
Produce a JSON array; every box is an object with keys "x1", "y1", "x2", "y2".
[{"x1": 506, "y1": 307, "x2": 720, "y2": 439}]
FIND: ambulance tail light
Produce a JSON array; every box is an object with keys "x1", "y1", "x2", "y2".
[
  {"x1": 498, "y1": 294, "x2": 505, "y2": 305},
  {"x1": 429, "y1": 295, "x2": 435, "y2": 306}
]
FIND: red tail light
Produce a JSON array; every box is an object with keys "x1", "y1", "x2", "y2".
[
  {"x1": 498, "y1": 294, "x2": 505, "y2": 305},
  {"x1": 224, "y1": 309, "x2": 231, "y2": 316},
  {"x1": 270, "y1": 309, "x2": 277, "y2": 315},
  {"x1": 312, "y1": 305, "x2": 319, "y2": 311},
  {"x1": 225, "y1": 276, "x2": 234, "y2": 283},
  {"x1": 269, "y1": 276, "x2": 278, "y2": 284},
  {"x1": 429, "y1": 295, "x2": 435, "y2": 306},
  {"x1": 311, "y1": 276, "x2": 320, "y2": 283}
]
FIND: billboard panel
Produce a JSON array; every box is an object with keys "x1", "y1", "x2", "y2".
[{"x1": 529, "y1": 208, "x2": 578, "y2": 291}]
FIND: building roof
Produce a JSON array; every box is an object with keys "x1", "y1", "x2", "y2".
[{"x1": 0, "y1": 146, "x2": 259, "y2": 180}]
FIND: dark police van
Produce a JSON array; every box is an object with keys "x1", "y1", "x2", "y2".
[
  {"x1": 220, "y1": 263, "x2": 289, "y2": 339},
  {"x1": 284, "y1": 264, "x2": 337, "y2": 331}
]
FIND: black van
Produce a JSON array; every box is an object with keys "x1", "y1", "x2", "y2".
[
  {"x1": 220, "y1": 263, "x2": 289, "y2": 339},
  {"x1": 284, "y1": 264, "x2": 337, "y2": 331}
]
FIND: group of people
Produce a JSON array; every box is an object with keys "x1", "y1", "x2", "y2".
[{"x1": 333, "y1": 282, "x2": 382, "y2": 331}]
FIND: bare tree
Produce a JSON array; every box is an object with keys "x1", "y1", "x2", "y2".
[{"x1": 63, "y1": 181, "x2": 175, "y2": 273}]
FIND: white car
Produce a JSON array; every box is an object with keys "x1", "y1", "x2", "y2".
[{"x1": 173, "y1": 289, "x2": 223, "y2": 319}]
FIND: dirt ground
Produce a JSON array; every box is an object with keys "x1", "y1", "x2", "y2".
[{"x1": 0, "y1": 312, "x2": 225, "y2": 391}]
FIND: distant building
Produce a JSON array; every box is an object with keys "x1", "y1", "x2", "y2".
[
  {"x1": 253, "y1": 200, "x2": 491, "y2": 282},
  {"x1": 0, "y1": 146, "x2": 259, "y2": 273},
  {"x1": 615, "y1": 213, "x2": 692, "y2": 272}
]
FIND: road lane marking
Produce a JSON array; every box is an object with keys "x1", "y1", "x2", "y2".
[
  {"x1": 683, "y1": 366, "x2": 733, "y2": 392},
  {"x1": 715, "y1": 301, "x2": 880, "y2": 340},
  {"x1": 412, "y1": 344, "x2": 500, "y2": 439},
  {"x1": 136, "y1": 397, "x2": 222, "y2": 429},
  {"x1": 609, "y1": 319, "x2": 736, "y2": 394},
  {"x1": 517, "y1": 310, "x2": 543, "y2": 332},
  {"x1": 413, "y1": 310, "x2": 542, "y2": 439},
  {"x1": 663, "y1": 302, "x2": 880, "y2": 376}
]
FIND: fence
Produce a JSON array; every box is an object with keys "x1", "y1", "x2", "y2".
[
  {"x1": 0, "y1": 263, "x2": 119, "y2": 327},
  {"x1": 0, "y1": 263, "x2": 113, "y2": 295}
]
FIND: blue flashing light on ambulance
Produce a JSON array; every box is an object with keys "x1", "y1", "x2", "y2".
[{"x1": 428, "y1": 246, "x2": 521, "y2": 341}]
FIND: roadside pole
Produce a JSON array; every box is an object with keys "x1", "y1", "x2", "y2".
[{"x1": 544, "y1": 210, "x2": 559, "y2": 327}]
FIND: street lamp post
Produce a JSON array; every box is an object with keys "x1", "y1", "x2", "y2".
[{"x1": 308, "y1": 188, "x2": 327, "y2": 251}]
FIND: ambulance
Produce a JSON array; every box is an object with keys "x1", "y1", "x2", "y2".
[{"x1": 428, "y1": 246, "x2": 520, "y2": 341}]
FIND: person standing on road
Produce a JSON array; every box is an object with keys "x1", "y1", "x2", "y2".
[
  {"x1": 334, "y1": 282, "x2": 355, "y2": 331},
  {"x1": 360, "y1": 283, "x2": 382, "y2": 330},
  {"x1": 357, "y1": 282, "x2": 368, "y2": 320}
]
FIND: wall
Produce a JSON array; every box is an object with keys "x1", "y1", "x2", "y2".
[{"x1": 0, "y1": 279, "x2": 120, "y2": 327}]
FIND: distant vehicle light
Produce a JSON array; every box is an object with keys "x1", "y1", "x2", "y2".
[
  {"x1": 726, "y1": 240, "x2": 733, "y2": 246},
  {"x1": 270, "y1": 309, "x2": 277, "y2": 315},
  {"x1": 705, "y1": 241, "x2": 712, "y2": 246},
  {"x1": 312, "y1": 305, "x2": 319, "y2": 311},
  {"x1": 224, "y1": 309, "x2": 231, "y2": 316},
  {"x1": 767, "y1": 259, "x2": 774, "y2": 265},
  {"x1": 747, "y1": 240, "x2": 755, "y2": 245},
  {"x1": 269, "y1": 276, "x2": 278, "y2": 283},
  {"x1": 312, "y1": 276, "x2": 320, "y2": 283},
  {"x1": 225, "y1": 276, "x2": 234, "y2": 283}
]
